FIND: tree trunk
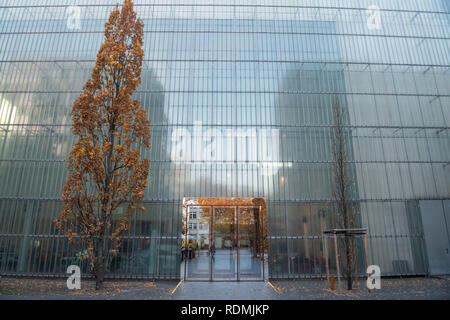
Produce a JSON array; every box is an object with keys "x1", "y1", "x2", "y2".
[
  {"x1": 343, "y1": 206, "x2": 353, "y2": 290},
  {"x1": 95, "y1": 236, "x2": 105, "y2": 290},
  {"x1": 95, "y1": 269, "x2": 105, "y2": 290},
  {"x1": 345, "y1": 236, "x2": 353, "y2": 290}
]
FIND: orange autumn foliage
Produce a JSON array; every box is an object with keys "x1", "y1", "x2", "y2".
[
  {"x1": 183, "y1": 197, "x2": 268, "y2": 252},
  {"x1": 54, "y1": 0, "x2": 148, "y2": 289}
]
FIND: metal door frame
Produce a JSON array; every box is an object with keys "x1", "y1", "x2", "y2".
[{"x1": 183, "y1": 204, "x2": 264, "y2": 281}]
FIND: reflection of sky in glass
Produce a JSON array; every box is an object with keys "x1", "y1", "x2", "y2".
[
  {"x1": 143, "y1": 19, "x2": 339, "y2": 127},
  {"x1": 0, "y1": 2, "x2": 448, "y2": 201}
]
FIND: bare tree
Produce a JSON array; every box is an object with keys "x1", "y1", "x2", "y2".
[{"x1": 330, "y1": 95, "x2": 358, "y2": 290}]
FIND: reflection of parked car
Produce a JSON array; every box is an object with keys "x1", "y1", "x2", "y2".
[
  {"x1": 119, "y1": 243, "x2": 177, "y2": 274},
  {"x1": 159, "y1": 243, "x2": 178, "y2": 268},
  {"x1": 60, "y1": 250, "x2": 90, "y2": 274},
  {"x1": 60, "y1": 249, "x2": 123, "y2": 274},
  {"x1": 0, "y1": 249, "x2": 18, "y2": 270},
  {"x1": 289, "y1": 256, "x2": 326, "y2": 273}
]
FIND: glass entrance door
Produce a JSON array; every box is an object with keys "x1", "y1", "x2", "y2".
[
  {"x1": 184, "y1": 206, "x2": 211, "y2": 280},
  {"x1": 183, "y1": 204, "x2": 263, "y2": 281},
  {"x1": 238, "y1": 207, "x2": 263, "y2": 280},
  {"x1": 212, "y1": 207, "x2": 237, "y2": 280}
]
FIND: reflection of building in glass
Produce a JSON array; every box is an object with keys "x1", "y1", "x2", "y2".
[
  {"x1": 0, "y1": 1, "x2": 449, "y2": 279},
  {"x1": 188, "y1": 207, "x2": 209, "y2": 248}
]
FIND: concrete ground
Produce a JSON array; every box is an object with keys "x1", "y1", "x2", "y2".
[{"x1": 0, "y1": 277, "x2": 449, "y2": 300}]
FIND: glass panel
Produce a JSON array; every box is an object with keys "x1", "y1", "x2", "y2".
[
  {"x1": 238, "y1": 207, "x2": 262, "y2": 280},
  {"x1": 212, "y1": 207, "x2": 237, "y2": 280},
  {"x1": 184, "y1": 206, "x2": 211, "y2": 280}
]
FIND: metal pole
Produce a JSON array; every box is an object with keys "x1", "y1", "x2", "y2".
[
  {"x1": 334, "y1": 233, "x2": 341, "y2": 288},
  {"x1": 210, "y1": 206, "x2": 213, "y2": 281},
  {"x1": 364, "y1": 233, "x2": 370, "y2": 293},
  {"x1": 236, "y1": 206, "x2": 239, "y2": 281},
  {"x1": 363, "y1": 233, "x2": 369, "y2": 271},
  {"x1": 183, "y1": 205, "x2": 188, "y2": 281},
  {"x1": 260, "y1": 205, "x2": 264, "y2": 281},
  {"x1": 323, "y1": 234, "x2": 330, "y2": 283}
]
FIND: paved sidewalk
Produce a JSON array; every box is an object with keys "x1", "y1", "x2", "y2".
[{"x1": 0, "y1": 277, "x2": 448, "y2": 300}]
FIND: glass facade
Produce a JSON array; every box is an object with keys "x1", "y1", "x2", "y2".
[{"x1": 0, "y1": 0, "x2": 449, "y2": 279}]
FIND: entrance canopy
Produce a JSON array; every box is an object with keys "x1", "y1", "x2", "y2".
[{"x1": 183, "y1": 197, "x2": 267, "y2": 207}]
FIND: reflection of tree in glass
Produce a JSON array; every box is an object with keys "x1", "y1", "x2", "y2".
[
  {"x1": 0, "y1": 61, "x2": 76, "y2": 199},
  {"x1": 193, "y1": 198, "x2": 268, "y2": 254}
]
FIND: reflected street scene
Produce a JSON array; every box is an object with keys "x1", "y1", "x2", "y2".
[{"x1": 182, "y1": 198, "x2": 267, "y2": 281}]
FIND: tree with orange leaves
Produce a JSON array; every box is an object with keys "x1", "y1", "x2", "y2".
[{"x1": 54, "y1": 0, "x2": 149, "y2": 290}]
